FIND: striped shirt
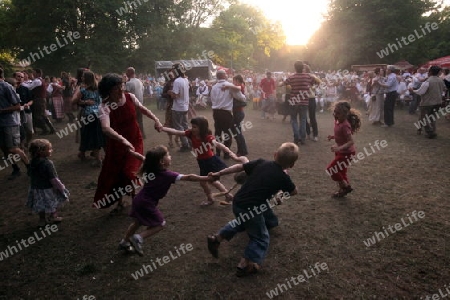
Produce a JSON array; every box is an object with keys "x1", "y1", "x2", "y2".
[{"x1": 285, "y1": 73, "x2": 315, "y2": 106}]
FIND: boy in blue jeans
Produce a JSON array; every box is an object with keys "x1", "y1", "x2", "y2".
[{"x1": 207, "y1": 142, "x2": 298, "y2": 277}]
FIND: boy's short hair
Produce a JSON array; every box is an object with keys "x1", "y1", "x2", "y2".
[{"x1": 275, "y1": 142, "x2": 299, "y2": 169}]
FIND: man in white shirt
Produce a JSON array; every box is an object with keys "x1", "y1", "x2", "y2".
[
  {"x1": 210, "y1": 70, "x2": 246, "y2": 158},
  {"x1": 21, "y1": 68, "x2": 55, "y2": 135},
  {"x1": 169, "y1": 63, "x2": 190, "y2": 152},
  {"x1": 125, "y1": 67, "x2": 145, "y2": 138},
  {"x1": 409, "y1": 68, "x2": 428, "y2": 114}
]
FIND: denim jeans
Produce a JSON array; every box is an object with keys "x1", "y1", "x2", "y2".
[
  {"x1": 289, "y1": 105, "x2": 308, "y2": 143},
  {"x1": 409, "y1": 93, "x2": 421, "y2": 114},
  {"x1": 218, "y1": 202, "x2": 279, "y2": 265},
  {"x1": 171, "y1": 110, "x2": 189, "y2": 148}
]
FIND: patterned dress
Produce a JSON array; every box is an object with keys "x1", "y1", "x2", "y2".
[{"x1": 27, "y1": 158, "x2": 69, "y2": 213}]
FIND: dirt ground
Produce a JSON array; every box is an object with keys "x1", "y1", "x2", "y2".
[{"x1": 1, "y1": 100, "x2": 449, "y2": 300}]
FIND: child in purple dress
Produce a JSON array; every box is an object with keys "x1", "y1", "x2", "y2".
[{"x1": 119, "y1": 145, "x2": 211, "y2": 256}]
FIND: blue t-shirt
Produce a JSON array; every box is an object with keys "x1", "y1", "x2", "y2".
[
  {"x1": 233, "y1": 159, "x2": 296, "y2": 209},
  {"x1": 0, "y1": 81, "x2": 21, "y2": 127}
]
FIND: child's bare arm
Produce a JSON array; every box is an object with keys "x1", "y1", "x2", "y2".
[
  {"x1": 212, "y1": 140, "x2": 239, "y2": 161},
  {"x1": 210, "y1": 164, "x2": 244, "y2": 180},
  {"x1": 161, "y1": 126, "x2": 186, "y2": 136}
]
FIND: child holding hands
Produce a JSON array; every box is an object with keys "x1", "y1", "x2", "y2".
[
  {"x1": 161, "y1": 116, "x2": 241, "y2": 206},
  {"x1": 206, "y1": 142, "x2": 298, "y2": 277},
  {"x1": 119, "y1": 146, "x2": 214, "y2": 256}
]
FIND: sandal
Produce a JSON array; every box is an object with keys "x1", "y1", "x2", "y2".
[
  {"x1": 110, "y1": 203, "x2": 125, "y2": 215},
  {"x1": 207, "y1": 235, "x2": 220, "y2": 258},
  {"x1": 219, "y1": 194, "x2": 233, "y2": 206},
  {"x1": 332, "y1": 185, "x2": 353, "y2": 198},
  {"x1": 200, "y1": 200, "x2": 214, "y2": 206},
  {"x1": 168, "y1": 141, "x2": 174, "y2": 148}
]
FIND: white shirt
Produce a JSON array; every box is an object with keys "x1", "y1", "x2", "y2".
[
  {"x1": 196, "y1": 85, "x2": 209, "y2": 96},
  {"x1": 126, "y1": 78, "x2": 144, "y2": 104},
  {"x1": 22, "y1": 78, "x2": 42, "y2": 90},
  {"x1": 210, "y1": 80, "x2": 246, "y2": 111},
  {"x1": 171, "y1": 77, "x2": 189, "y2": 112}
]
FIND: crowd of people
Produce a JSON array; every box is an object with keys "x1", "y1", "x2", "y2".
[{"x1": 0, "y1": 58, "x2": 448, "y2": 277}]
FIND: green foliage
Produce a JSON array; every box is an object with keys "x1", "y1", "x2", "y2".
[
  {"x1": 308, "y1": 0, "x2": 447, "y2": 70},
  {"x1": 210, "y1": 3, "x2": 286, "y2": 72}
]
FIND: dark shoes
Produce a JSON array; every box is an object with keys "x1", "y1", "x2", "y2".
[
  {"x1": 333, "y1": 185, "x2": 353, "y2": 198},
  {"x1": 236, "y1": 263, "x2": 260, "y2": 277},
  {"x1": 207, "y1": 235, "x2": 220, "y2": 258},
  {"x1": 8, "y1": 169, "x2": 21, "y2": 180}
]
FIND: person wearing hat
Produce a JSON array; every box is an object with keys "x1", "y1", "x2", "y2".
[
  {"x1": 413, "y1": 65, "x2": 446, "y2": 138},
  {"x1": 378, "y1": 65, "x2": 399, "y2": 127}
]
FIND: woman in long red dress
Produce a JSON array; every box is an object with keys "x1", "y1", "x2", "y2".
[{"x1": 93, "y1": 73, "x2": 162, "y2": 213}]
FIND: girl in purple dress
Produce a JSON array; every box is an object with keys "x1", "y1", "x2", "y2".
[{"x1": 119, "y1": 145, "x2": 211, "y2": 256}]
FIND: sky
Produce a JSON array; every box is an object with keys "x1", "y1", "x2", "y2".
[
  {"x1": 240, "y1": 0, "x2": 331, "y2": 45},
  {"x1": 241, "y1": 0, "x2": 450, "y2": 46}
]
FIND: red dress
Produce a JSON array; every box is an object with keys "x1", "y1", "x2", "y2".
[{"x1": 93, "y1": 93, "x2": 143, "y2": 208}]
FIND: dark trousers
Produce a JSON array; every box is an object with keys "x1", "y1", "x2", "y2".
[
  {"x1": 31, "y1": 98, "x2": 54, "y2": 133},
  {"x1": 213, "y1": 109, "x2": 233, "y2": 154},
  {"x1": 384, "y1": 91, "x2": 397, "y2": 126},
  {"x1": 306, "y1": 98, "x2": 318, "y2": 137},
  {"x1": 232, "y1": 109, "x2": 248, "y2": 156},
  {"x1": 419, "y1": 105, "x2": 441, "y2": 135}
]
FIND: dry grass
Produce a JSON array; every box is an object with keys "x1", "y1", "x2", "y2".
[{"x1": 0, "y1": 102, "x2": 449, "y2": 300}]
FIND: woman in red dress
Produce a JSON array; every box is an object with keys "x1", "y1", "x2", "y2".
[{"x1": 93, "y1": 73, "x2": 162, "y2": 213}]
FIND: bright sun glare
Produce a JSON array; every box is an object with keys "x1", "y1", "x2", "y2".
[{"x1": 241, "y1": 0, "x2": 330, "y2": 45}]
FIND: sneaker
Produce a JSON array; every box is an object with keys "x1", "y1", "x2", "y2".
[
  {"x1": 8, "y1": 169, "x2": 21, "y2": 180},
  {"x1": 380, "y1": 124, "x2": 389, "y2": 128},
  {"x1": 313, "y1": 136, "x2": 319, "y2": 142},
  {"x1": 118, "y1": 239, "x2": 135, "y2": 253},
  {"x1": 130, "y1": 234, "x2": 144, "y2": 256},
  {"x1": 320, "y1": 109, "x2": 324, "y2": 113},
  {"x1": 47, "y1": 214, "x2": 63, "y2": 224}
]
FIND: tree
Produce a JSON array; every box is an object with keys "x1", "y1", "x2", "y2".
[
  {"x1": 307, "y1": 0, "x2": 442, "y2": 69},
  {"x1": 209, "y1": 4, "x2": 285, "y2": 72}
]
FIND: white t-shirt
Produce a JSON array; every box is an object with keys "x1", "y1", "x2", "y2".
[{"x1": 171, "y1": 77, "x2": 190, "y2": 112}]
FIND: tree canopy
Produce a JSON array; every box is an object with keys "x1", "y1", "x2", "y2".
[{"x1": 1, "y1": 0, "x2": 450, "y2": 75}]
